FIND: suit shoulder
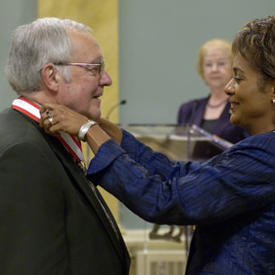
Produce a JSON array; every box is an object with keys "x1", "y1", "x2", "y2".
[{"x1": 0, "y1": 109, "x2": 48, "y2": 152}]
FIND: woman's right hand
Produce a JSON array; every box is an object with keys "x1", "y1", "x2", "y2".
[{"x1": 40, "y1": 103, "x2": 89, "y2": 137}]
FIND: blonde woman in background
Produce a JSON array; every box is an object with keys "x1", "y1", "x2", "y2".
[{"x1": 177, "y1": 39, "x2": 248, "y2": 154}]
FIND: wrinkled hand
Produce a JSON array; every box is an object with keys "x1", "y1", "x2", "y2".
[{"x1": 40, "y1": 103, "x2": 89, "y2": 137}]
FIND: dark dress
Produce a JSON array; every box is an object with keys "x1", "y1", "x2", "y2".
[{"x1": 177, "y1": 96, "x2": 249, "y2": 159}]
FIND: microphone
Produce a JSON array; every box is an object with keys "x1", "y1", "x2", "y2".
[
  {"x1": 189, "y1": 100, "x2": 198, "y2": 127},
  {"x1": 187, "y1": 100, "x2": 198, "y2": 159},
  {"x1": 106, "y1": 99, "x2": 127, "y2": 119}
]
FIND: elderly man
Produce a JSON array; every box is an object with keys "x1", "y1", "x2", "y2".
[{"x1": 0, "y1": 17, "x2": 129, "y2": 275}]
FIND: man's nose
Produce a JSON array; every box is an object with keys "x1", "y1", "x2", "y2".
[{"x1": 100, "y1": 71, "x2": 112, "y2": 86}]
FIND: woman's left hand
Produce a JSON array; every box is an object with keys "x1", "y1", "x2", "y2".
[{"x1": 40, "y1": 103, "x2": 89, "y2": 137}]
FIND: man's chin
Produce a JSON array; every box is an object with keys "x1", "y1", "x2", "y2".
[{"x1": 87, "y1": 110, "x2": 101, "y2": 121}]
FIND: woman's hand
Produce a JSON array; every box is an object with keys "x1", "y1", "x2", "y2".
[{"x1": 40, "y1": 103, "x2": 89, "y2": 137}]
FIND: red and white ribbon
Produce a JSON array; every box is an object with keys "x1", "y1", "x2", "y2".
[{"x1": 12, "y1": 96, "x2": 84, "y2": 163}]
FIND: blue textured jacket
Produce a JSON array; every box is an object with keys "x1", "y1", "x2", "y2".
[{"x1": 88, "y1": 130, "x2": 275, "y2": 275}]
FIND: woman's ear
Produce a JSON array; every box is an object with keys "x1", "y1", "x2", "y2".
[{"x1": 41, "y1": 64, "x2": 60, "y2": 92}]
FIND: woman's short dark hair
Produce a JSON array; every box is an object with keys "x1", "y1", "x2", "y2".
[{"x1": 232, "y1": 15, "x2": 275, "y2": 81}]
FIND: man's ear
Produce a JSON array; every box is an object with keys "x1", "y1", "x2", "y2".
[{"x1": 41, "y1": 64, "x2": 61, "y2": 92}]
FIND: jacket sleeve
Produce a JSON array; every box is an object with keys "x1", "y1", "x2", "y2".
[
  {"x1": 0, "y1": 142, "x2": 68, "y2": 275},
  {"x1": 87, "y1": 133, "x2": 275, "y2": 226}
]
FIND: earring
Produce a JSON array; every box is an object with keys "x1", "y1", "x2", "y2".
[{"x1": 273, "y1": 99, "x2": 275, "y2": 104}]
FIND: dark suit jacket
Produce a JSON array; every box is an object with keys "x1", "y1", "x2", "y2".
[
  {"x1": 0, "y1": 108, "x2": 130, "y2": 275},
  {"x1": 177, "y1": 97, "x2": 248, "y2": 144}
]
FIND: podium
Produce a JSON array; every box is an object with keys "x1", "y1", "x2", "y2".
[{"x1": 122, "y1": 123, "x2": 233, "y2": 162}]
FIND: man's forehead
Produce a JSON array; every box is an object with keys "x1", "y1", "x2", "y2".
[
  {"x1": 68, "y1": 28, "x2": 96, "y2": 41},
  {"x1": 69, "y1": 29, "x2": 102, "y2": 58}
]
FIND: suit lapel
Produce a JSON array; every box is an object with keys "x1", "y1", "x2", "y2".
[{"x1": 34, "y1": 124, "x2": 129, "y2": 269}]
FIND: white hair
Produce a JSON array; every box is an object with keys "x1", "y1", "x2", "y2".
[{"x1": 6, "y1": 17, "x2": 92, "y2": 93}]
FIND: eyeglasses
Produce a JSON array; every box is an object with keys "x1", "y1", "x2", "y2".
[{"x1": 54, "y1": 62, "x2": 105, "y2": 76}]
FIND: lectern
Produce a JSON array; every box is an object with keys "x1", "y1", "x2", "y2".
[{"x1": 122, "y1": 123, "x2": 232, "y2": 162}]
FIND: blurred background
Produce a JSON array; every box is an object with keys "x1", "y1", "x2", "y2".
[{"x1": 0, "y1": 0, "x2": 274, "y2": 231}]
